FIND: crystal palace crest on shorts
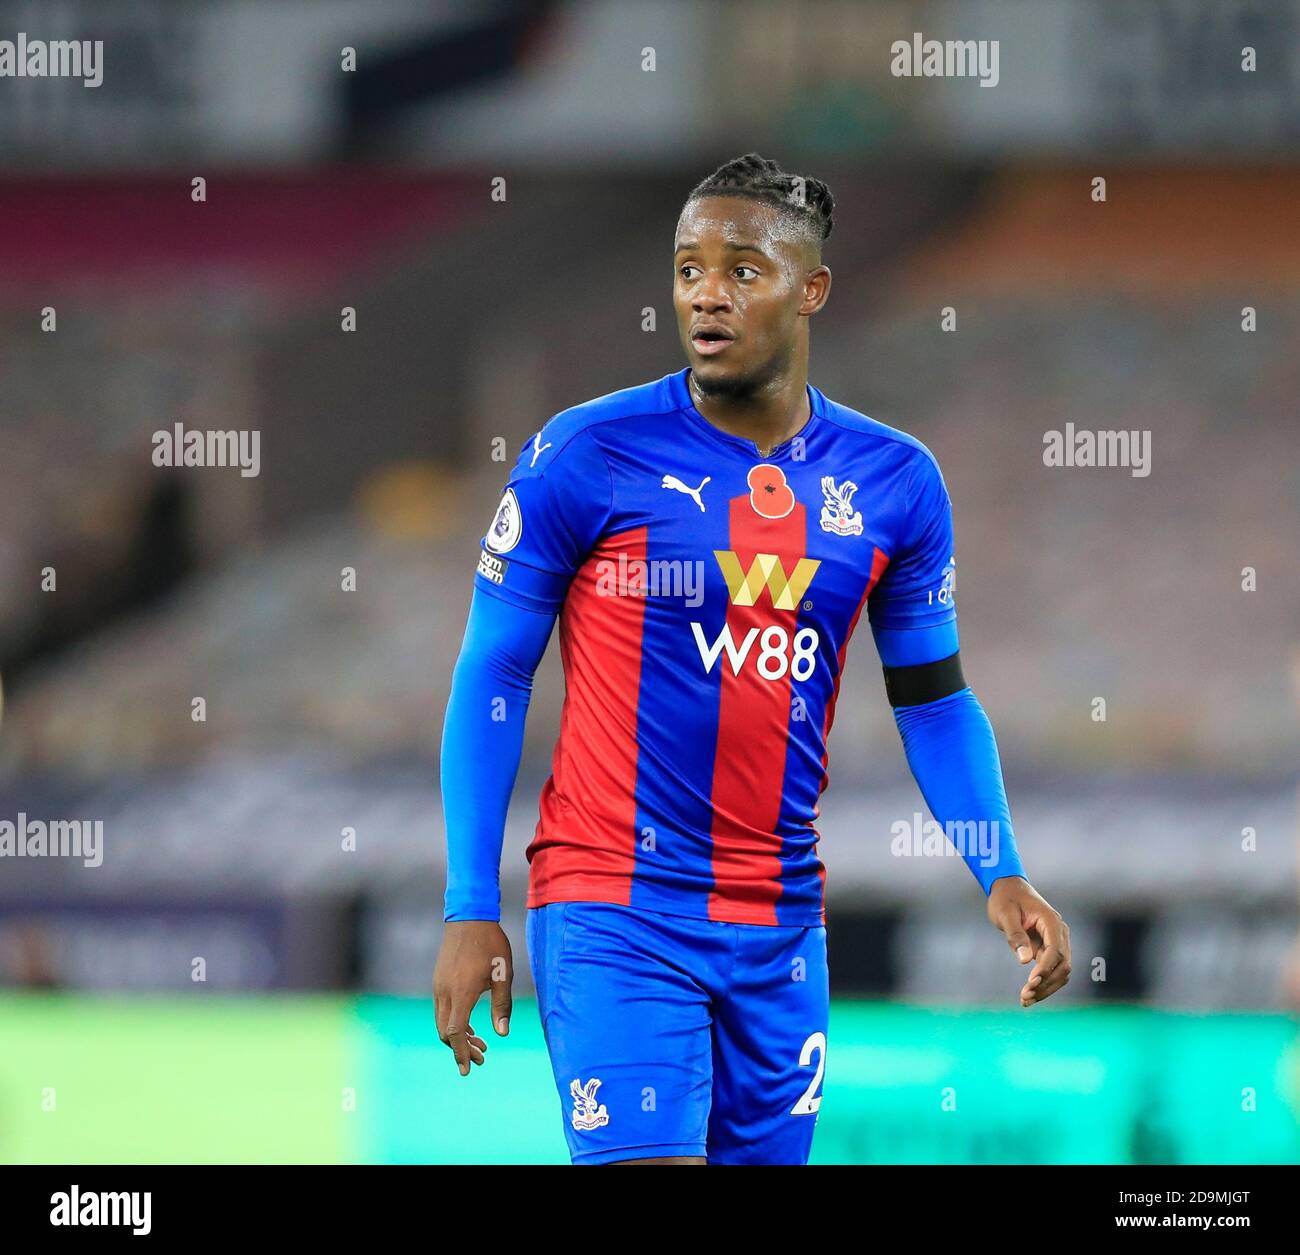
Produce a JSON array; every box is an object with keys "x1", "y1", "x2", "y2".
[{"x1": 569, "y1": 1078, "x2": 610, "y2": 1131}]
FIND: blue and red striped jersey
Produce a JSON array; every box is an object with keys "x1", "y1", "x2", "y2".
[{"x1": 473, "y1": 368, "x2": 958, "y2": 927}]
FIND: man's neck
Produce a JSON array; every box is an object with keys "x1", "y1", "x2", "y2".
[{"x1": 688, "y1": 370, "x2": 811, "y2": 457}]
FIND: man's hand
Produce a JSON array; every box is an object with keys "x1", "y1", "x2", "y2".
[
  {"x1": 433, "y1": 920, "x2": 513, "y2": 1076},
  {"x1": 988, "y1": 877, "x2": 1071, "y2": 1007}
]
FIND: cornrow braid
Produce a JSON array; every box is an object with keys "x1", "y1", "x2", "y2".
[{"x1": 684, "y1": 152, "x2": 834, "y2": 245}]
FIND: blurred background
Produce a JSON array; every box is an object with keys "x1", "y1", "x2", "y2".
[{"x1": 0, "y1": 0, "x2": 1297, "y2": 1164}]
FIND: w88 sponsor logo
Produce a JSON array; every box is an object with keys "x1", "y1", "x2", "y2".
[
  {"x1": 696, "y1": 549, "x2": 822, "y2": 680},
  {"x1": 691, "y1": 622, "x2": 820, "y2": 681}
]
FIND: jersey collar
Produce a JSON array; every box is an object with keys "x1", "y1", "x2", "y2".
[{"x1": 669, "y1": 367, "x2": 824, "y2": 460}]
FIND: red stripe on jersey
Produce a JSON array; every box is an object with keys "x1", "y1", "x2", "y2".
[
  {"x1": 527, "y1": 526, "x2": 648, "y2": 908},
  {"x1": 706, "y1": 491, "x2": 809, "y2": 924}
]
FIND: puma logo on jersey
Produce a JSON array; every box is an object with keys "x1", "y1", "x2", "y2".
[
  {"x1": 529, "y1": 432, "x2": 552, "y2": 468},
  {"x1": 661, "y1": 473, "x2": 711, "y2": 512}
]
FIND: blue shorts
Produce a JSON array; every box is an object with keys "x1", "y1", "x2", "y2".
[{"x1": 526, "y1": 900, "x2": 829, "y2": 1165}]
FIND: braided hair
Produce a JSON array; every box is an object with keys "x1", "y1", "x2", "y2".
[{"x1": 683, "y1": 152, "x2": 834, "y2": 250}]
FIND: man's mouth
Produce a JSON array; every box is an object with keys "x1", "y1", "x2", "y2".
[{"x1": 691, "y1": 325, "x2": 735, "y2": 356}]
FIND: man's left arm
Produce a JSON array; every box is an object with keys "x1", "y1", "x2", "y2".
[{"x1": 867, "y1": 449, "x2": 1071, "y2": 1006}]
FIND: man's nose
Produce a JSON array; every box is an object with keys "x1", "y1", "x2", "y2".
[{"x1": 692, "y1": 279, "x2": 733, "y2": 311}]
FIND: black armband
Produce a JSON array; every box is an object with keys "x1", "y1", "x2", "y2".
[{"x1": 882, "y1": 651, "x2": 967, "y2": 708}]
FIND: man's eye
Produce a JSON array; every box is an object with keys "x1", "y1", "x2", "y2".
[
  {"x1": 735, "y1": 266, "x2": 758, "y2": 279},
  {"x1": 679, "y1": 265, "x2": 699, "y2": 280}
]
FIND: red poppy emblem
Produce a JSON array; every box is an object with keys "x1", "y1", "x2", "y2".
[{"x1": 747, "y1": 463, "x2": 795, "y2": 519}]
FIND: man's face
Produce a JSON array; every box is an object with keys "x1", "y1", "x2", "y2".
[{"x1": 673, "y1": 196, "x2": 820, "y2": 397}]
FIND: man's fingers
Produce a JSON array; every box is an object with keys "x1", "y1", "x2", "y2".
[
  {"x1": 463, "y1": 1013, "x2": 491, "y2": 1066},
  {"x1": 1039, "y1": 968, "x2": 1071, "y2": 999},
  {"x1": 1027, "y1": 942, "x2": 1065, "y2": 987},
  {"x1": 463, "y1": 1033, "x2": 487, "y2": 1067},
  {"x1": 433, "y1": 920, "x2": 515, "y2": 1070},
  {"x1": 1021, "y1": 945, "x2": 1071, "y2": 1004},
  {"x1": 990, "y1": 895, "x2": 1036, "y2": 964},
  {"x1": 1001, "y1": 919, "x2": 1035, "y2": 964},
  {"x1": 1022, "y1": 961, "x2": 1072, "y2": 1004},
  {"x1": 993, "y1": 895, "x2": 1071, "y2": 1006},
  {"x1": 1029, "y1": 911, "x2": 1069, "y2": 953},
  {"x1": 490, "y1": 976, "x2": 513, "y2": 1037},
  {"x1": 443, "y1": 1022, "x2": 472, "y2": 1075},
  {"x1": 445, "y1": 1025, "x2": 490, "y2": 1071},
  {"x1": 437, "y1": 995, "x2": 471, "y2": 1046},
  {"x1": 440, "y1": 996, "x2": 482, "y2": 1074}
]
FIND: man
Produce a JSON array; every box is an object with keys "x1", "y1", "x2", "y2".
[{"x1": 434, "y1": 153, "x2": 1070, "y2": 1165}]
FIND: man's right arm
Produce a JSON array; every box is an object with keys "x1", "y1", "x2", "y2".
[
  {"x1": 440, "y1": 585, "x2": 557, "y2": 922},
  {"x1": 441, "y1": 423, "x2": 611, "y2": 916},
  {"x1": 435, "y1": 422, "x2": 611, "y2": 1073},
  {"x1": 435, "y1": 587, "x2": 555, "y2": 1074}
]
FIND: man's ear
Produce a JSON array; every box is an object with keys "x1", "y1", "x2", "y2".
[{"x1": 802, "y1": 264, "x2": 832, "y2": 315}]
